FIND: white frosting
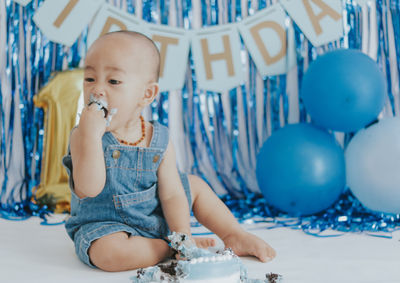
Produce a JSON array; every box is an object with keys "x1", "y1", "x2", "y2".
[{"x1": 146, "y1": 270, "x2": 240, "y2": 283}]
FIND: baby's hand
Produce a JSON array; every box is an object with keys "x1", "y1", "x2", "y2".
[
  {"x1": 168, "y1": 232, "x2": 215, "y2": 260},
  {"x1": 173, "y1": 236, "x2": 214, "y2": 260},
  {"x1": 78, "y1": 102, "x2": 108, "y2": 139}
]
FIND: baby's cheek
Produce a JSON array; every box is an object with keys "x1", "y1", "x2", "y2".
[{"x1": 82, "y1": 93, "x2": 90, "y2": 105}]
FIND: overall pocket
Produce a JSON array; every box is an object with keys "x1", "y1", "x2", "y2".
[{"x1": 113, "y1": 183, "x2": 164, "y2": 232}]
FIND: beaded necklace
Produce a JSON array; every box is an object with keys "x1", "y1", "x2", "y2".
[{"x1": 116, "y1": 115, "x2": 145, "y2": 146}]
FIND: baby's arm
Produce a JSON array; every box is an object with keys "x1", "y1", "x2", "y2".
[
  {"x1": 157, "y1": 140, "x2": 191, "y2": 235},
  {"x1": 70, "y1": 104, "x2": 107, "y2": 198}
]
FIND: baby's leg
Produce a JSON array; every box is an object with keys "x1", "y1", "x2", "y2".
[
  {"x1": 188, "y1": 175, "x2": 276, "y2": 262},
  {"x1": 88, "y1": 232, "x2": 172, "y2": 272}
]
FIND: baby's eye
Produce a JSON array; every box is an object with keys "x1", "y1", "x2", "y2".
[
  {"x1": 84, "y1": 77, "x2": 95, "y2": 82},
  {"x1": 109, "y1": 79, "x2": 121, "y2": 85}
]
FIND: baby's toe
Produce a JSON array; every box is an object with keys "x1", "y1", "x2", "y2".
[
  {"x1": 253, "y1": 242, "x2": 276, "y2": 262},
  {"x1": 252, "y1": 247, "x2": 266, "y2": 262},
  {"x1": 199, "y1": 241, "x2": 208, "y2": 249},
  {"x1": 263, "y1": 246, "x2": 276, "y2": 261},
  {"x1": 194, "y1": 237, "x2": 215, "y2": 249}
]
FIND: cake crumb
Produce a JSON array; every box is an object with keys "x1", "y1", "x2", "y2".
[
  {"x1": 159, "y1": 261, "x2": 178, "y2": 276},
  {"x1": 136, "y1": 268, "x2": 145, "y2": 278},
  {"x1": 266, "y1": 272, "x2": 283, "y2": 283}
]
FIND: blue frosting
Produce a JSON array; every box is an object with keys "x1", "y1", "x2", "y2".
[{"x1": 177, "y1": 253, "x2": 242, "y2": 280}]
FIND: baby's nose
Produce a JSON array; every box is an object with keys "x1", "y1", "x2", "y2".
[
  {"x1": 92, "y1": 91, "x2": 105, "y2": 98},
  {"x1": 91, "y1": 84, "x2": 106, "y2": 97}
]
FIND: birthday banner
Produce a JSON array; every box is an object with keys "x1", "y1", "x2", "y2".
[{"x1": 27, "y1": 0, "x2": 343, "y2": 92}]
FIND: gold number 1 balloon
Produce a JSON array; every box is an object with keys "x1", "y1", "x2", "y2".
[{"x1": 33, "y1": 69, "x2": 83, "y2": 213}]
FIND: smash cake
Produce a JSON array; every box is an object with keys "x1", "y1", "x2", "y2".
[{"x1": 131, "y1": 232, "x2": 282, "y2": 283}]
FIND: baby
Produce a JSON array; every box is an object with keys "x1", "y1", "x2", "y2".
[{"x1": 62, "y1": 30, "x2": 276, "y2": 272}]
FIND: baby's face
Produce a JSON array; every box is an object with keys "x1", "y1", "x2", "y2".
[{"x1": 83, "y1": 34, "x2": 153, "y2": 130}]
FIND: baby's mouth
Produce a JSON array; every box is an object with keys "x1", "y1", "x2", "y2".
[
  {"x1": 88, "y1": 94, "x2": 109, "y2": 117},
  {"x1": 88, "y1": 94, "x2": 118, "y2": 126}
]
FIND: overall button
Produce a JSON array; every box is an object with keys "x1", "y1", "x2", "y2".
[
  {"x1": 112, "y1": 150, "x2": 121, "y2": 159},
  {"x1": 153, "y1": 155, "x2": 160, "y2": 163}
]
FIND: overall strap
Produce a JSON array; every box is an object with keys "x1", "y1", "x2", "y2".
[{"x1": 150, "y1": 121, "x2": 169, "y2": 151}]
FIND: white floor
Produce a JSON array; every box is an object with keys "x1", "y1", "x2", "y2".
[{"x1": 1, "y1": 215, "x2": 399, "y2": 283}]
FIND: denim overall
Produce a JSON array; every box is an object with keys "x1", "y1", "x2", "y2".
[{"x1": 62, "y1": 121, "x2": 191, "y2": 267}]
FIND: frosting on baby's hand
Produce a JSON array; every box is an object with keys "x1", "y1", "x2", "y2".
[
  {"x1": 88, "y1": 94, "x2": 118, "y2": 127},
  {"x1": 168, "y1": 232, "x2": 210, "y2": 259}
]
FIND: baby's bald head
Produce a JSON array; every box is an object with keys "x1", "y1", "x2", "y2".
[{"x1": 88, "y1": 31, "x2": 161, "y2": 82}]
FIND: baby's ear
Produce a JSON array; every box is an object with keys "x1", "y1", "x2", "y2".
[{"x1": 141, "y1": 82, "x2": 159, "y2": 106}]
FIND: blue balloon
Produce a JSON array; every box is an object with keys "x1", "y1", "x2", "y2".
[
  {"x1": 300, "y1": 49, "x2": 386, "y2": 132},
  {"x1": 256, "y1": 123, "x2": 346, "y2": 216}
]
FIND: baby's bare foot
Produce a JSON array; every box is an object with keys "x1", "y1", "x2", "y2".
[
  {"x1": 222, "y1": 231, "x2": 276, "y2": 262},
  {"x1": 193, "y1": 237, "x2": 216, "y2": 249}
]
